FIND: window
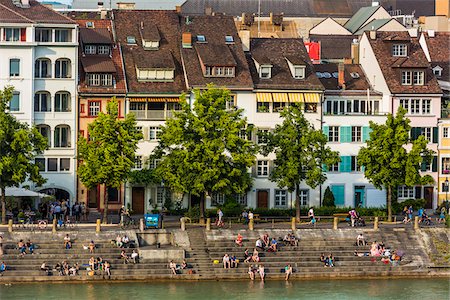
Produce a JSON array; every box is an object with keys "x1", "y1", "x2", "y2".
[
  {"x1": 205, "y1": 66, "x2": 212, "y2": 76},
  {"x1": 9, "y1": 92, "x2": 20, "y2": 112},
  {"x1": 101, "y1": 74, "x2": 113, "y2": 86},
  {"x1": 304, "y1": 103, "x2": 317, "y2": 113},
  {"x1": 257, "y1": 129, "x2": 269, "y2": 144},
  {"x1": 294, "y1": 66, "x2": 305, "y2": 79},
  {"x1": 85, "y1": 45, "x2": 96, "y2": 54},
  {"x1": 89, "y1": 101, "x2": 101, "y2": 116},
  {"x1": 55, "y1": 29, "x2": 70, "y2": 42},
  {"x1": 392, "y1": 44, "x2": 407, "y2": 56},
  {"x1": 135, "y1": 126, "x2": 143, "y2": 140},
  {"x1": 5, "y1": 28, "x2": 21, "y2": 41},
  {"x1": 329, "y1": 162, "x2": 339, "y2": 172},
  {"x1": 149, "y1": 126, "x2": 161, "y2": 141},
  {"x1": 211, "y1": 193, "x2": 225, "y2": 206},
  {"x1": 134, "y1": 156, "x2": 143, "y2": 169},
  {"x1": 411, "y1": 99, "x2": 420, "y2": 114},
  {"x1": 260, "y1": 66, "x2": 271, "y2": 79},
  {"x1": 86, "y1": 21, "x2": 94, "y2": 28},
  {"x1": 196, "y1": 35, "x2": 206, "y2": 42},
  {"x1": 433, "y1": 66, "x2": 442, "y2": 77},
  {"x1": 55, "y1": 92, "x2": 71, "y2": 112},
  {"x1": 257, "y1": 160, "x2": 269, "y2": 177},
  {"x1": 35, "y1": 158, "x2": 45, "y2": 172},
  {"x1": 422, "y1": 127, "x2": 432, "y2": 142},
  {"x1": 55, "y1": 59, "x2": 71, "y2": 78},
  {"x1": 34, "y1": 92, "x2": 51, "y2": 112},
  {"x1": 60, "y1": 158, "x2": 70, "y2": 171},
  {"x1": 225, "y1": 67, "x2": 234, "y2": 76},
  {"x1": 35, "y1": 58, "x2": 51, "y2": 78},
  {"x1": 398, "y1": 186, "x2": 414, "y2": 199},
  {"x1": 351, "y1": 126, "x2": 362, "y2": 142},
  {"x1": 257, "y1": 102, "x2": 269, "y2": 113},
  {"x1": 87, "y1": 74, "x2": 100, "y2": 86},
  {"x1": 351, "y1": 156, "x2": 361, "y2": 172},
  {"x1": 37, "y1": 125, "x2": 51, "y2": 146},
  {"x1": 137, "y1": 68, "x2": 174, "y2": 81},
  {"x1": 35, "y1": 28, "x2": 51, "y2": 42},
  {"x1": 9, "y1": 59, "x2": 20, "y2": 77},
  {"x1": 273, "y1": 102, "x2": 287, "y2": 112},
  {"x1": 422, "y1": 99, "x2": 431, "y2": 114},
  {"x1": 157, "y1": 187, "x2": 171, "y2": 205},
  {"x1": 326, "y1": 99, "x2": 380, "y2": 115},
  {"x1": 225, "y1": 35, "x2": 234, "y2": 43},
  {"x1": 149, "y1": 159, "x2": 161, "y2": 169},
  {"x1": 444, "y1": 128, "x2": 449, "y2": 138},
  {"x1": 48, "y1": 158, "x2": 58, "y2": 171},
  {"x1": 413, "y1": 71, "x2": 424, "y2": 85},
  {"x1": 127, "y1": 36, "x2": 136, "y2": 44},
  {"x1": 400, "y1": 99, "x2": 409, "y2": 113},
  {"x1": 299, "y1": 189, "x2": 309, "y2": 206},
  {"x1": 274, "y1": 190, "x2": 287, "y2": 207},
  {"x1": 98, "y1": 45, "x2": 110, "y2": 55},
  {"x1": 443, "y1": 157, "x2": 450, "y2": 174},
  {"x1": 234, "y1": 194, "x2": 247, "y2": 206},
  {"x1": 54, "y1": 125, "x2": 70, "y2": 148},
  {"x1": 215, "y1": 67, "x2": 223, "y2": 76},
  {"x1": 401, "y1": 71, "x2": 412, "y2": 85},
  {"x1": 107, "y1": 187, "x2": 119, "y2": 202},
  {"x1": 328, "y1": 126, "x2": 339, "y2": 142}
]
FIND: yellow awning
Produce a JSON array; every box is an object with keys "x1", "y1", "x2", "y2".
[
  {"x1": 129, "y1": 98, "x2": 147, "y2": 102},
  {"x1": 303, "y1": 93, "x2": 321, "y2": 103},
  {"x1": 256, "y1": 93, "x2": 272, "y2": 102},
  {"x1": 272, "y1": 93, "x2": 289, "y2": 102},
  {"x1": 130, "y1": 97, "x2": 181, "y2": 102},
  {"x1": 288, "y1": 93, "x2": 304, "y2": 103},
  {"x1": 147, "y1": 98, "x2": 168, "y2": 102}
]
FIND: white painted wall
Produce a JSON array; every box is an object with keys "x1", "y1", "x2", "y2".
[{"x1": 309, "y1": 17, "x2": 352, "y2": 35}]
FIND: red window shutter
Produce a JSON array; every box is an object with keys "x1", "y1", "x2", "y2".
[
  {"x1": 80, "y1": 104, "x2": 85, "y2": 113},
  {"x1": 20, "y1": 28, "x2": 26, "y2": 41}
]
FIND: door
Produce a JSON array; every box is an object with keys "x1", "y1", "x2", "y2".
[
  {"x1": 354, "y1": 186, "x2": 365, "y2": 208},
  {"x1": 257, "y1": 190, "x2": 269, "y2": 208},
  {"x1": 424, "y1": 187, "x2": 433, "y2": 209},
  {"x1": 132, "y1": 187, "x2": 145, "y2": 214},
  {"x1": 88, "y1": 187, "x2": 98, "y2": 209}
]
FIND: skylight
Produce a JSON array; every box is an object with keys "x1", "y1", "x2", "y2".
[
  {"x1": 127, "y1": 36, "x2": 136, "y2": 45},
  {"x1": 225, "y1": 35, "x2": 234, "y2": 43},
  {"x1": 196, "y1": 35, "x2": 206, "y2": 42}
]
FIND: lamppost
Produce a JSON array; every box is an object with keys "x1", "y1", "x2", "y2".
[{"x1": 445, "y1": 177, "x2": 449, "y2": 202}]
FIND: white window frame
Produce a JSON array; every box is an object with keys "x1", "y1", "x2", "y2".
[
  {"x1": 392, "y1": 44, "x2": 407, "y2": 57},
  {"x1": 330, "y1": 163, "x2": 339, "y2": 172},
  {"x1": 351, "y1": 126, "x2": 362, "y2": 142},
  {"x1": 35, "y1": 58, "x2": 51, "y2": 78},
  {"x1": 60, "y1": 158, "x2": 70, "y2": 171},
  {"x1": 260, "y1": 66, "x2": 272, "y2": 79},
  {"x1": 85, "y1": 45, "x2": 96, "y2": 54},
  {"x1": 274, "y1": 189, "x2": 288, "y2": 207},
  {"x1": 9, "y1": 92, "x2": 20, "y2": 112},
  {"x1": 299, "y1": 189, "x2": 309, "y2": 206},
  {"x1": 149, "y1": 126, "x2": 161, "y2": 141},
  {"x1": 55, "y1": 92, "x2": 71, "y2": 112},
  {"x1": 55, "y1": 59, "x2": 71, "y2": 78},
  {"x1": 401, "y1": 71, "x2": 412, "y2": 85},
  {"x1": 328, "y1": 126, "x2": 339, "y2": 142},
  {"x1": 444, "y1": 127, "x2": 449, "y2": 138},
  {"x1": 150, "y1": 159, "x2": 161, "y2": 169},
  {"x1": 34, "y1": 91, "x2": 51, "y2": 112},
  {"x1": 422, "y1": 127, "x2": 432, "y2": 142},
  {"x1": 9, "y1": 58, "x2": 20, "y2": 77},
  {"x1": 5, "y1": 28, "x2": 20, "y2": 41},
  {"x1": 97, "y1": 45, "x2": 110, "y2": 55},
  {"x1": 351, "y1": 156, "x2": 361, "y2": 172},
  {"x1": 134, "y1": 155, "x2": 143, "y2": 169},
  {"x1": 257, "y1": 160, "x2": 269, "y2": 177},
  {"x1": 294, "y1": 66, "x2": 305, "y2": 79},
  {"x1": 55, "y1": 29, "x2": 70, "y2": 42},
  {"x1": 87, "y1": 74, "x2": 101, "y2": 86},
  {"x1": 413, "y1": 71, "x2": 424, "y2": 85},
  {"x1": 422, "y1": 99, "x2": 431, "y2": 114},
  {"x1": 54, "y1": 125, "x2": 70, "y2": 148},
  {"x1": 398, "y1": 185, "x2": 414, "y2": 199},
  {"x1": 257, "y1": 129, "x2": 269, "y2": 145},
  {"x1": 89, "y1": 101, "x2": 101, "y2": 116}
]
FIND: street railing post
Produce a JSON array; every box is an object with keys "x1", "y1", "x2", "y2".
[
  {"x1": 206, "y1": 218, "x2": 211, "y2": 231},
  {"x1": 96, "y1": 219, "x2": 101, "y2": 233},
  {"x1": 333, "y1": 217, "x2": 338, "y2": 230}
]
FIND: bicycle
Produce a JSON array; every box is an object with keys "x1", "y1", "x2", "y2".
[{"x1": 121, "y1": 217, "x2": 137, "y2": 229}]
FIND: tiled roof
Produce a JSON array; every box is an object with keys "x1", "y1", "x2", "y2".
[
  {"x1": 71, "y1": 0, "x2": 186, "y2": 10},
  {"x1": 181, "y1": 15, "x2": 253, "y2": 89},
  {"x1": 423, "y1": 32, "x2": 450, "y2": 83},
  {"x1": 80, "y1": 28, "x2": 113, "y2": 44},
  {"x1": 81, "y1": 56, "x2": 116, "y2": 73},
  {"x1": 314, "y1": 63, "x2": 380, "y2": 95},
  {"x1": 140, "y1": 23, "x2": 161, "y2": 41},
  {"x1": 309, "y1": 34, "x2": 357, "y2": 60},
  {"x1": 247, "y1": 38, "x2": 324, "y2": 91},
  {"x1": 367, "y1": 31, "x2": 441, "y2": 94},
  {"x1": 344, "y1": 5, "x2": 380, "y2": 33},
  {"x1": 72, "y1": 18, "x2": 126, "y2": 95},
  {"x1": 114, "y1": 10, "x2": 186, "y2": 95},
  {"x1": 384, "y1": 0, "x2": 435, "y2": 17},
  {"x1": 0, "y1": 0, "x2": 75, "y2": 24},
  {"x1": 354, "y1": 18, "x2": 391, "y2": 35}
]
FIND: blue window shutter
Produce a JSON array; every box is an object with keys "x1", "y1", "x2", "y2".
[
  {"x1": 331, "y1": 185, "x2": 345, "y2": 206},
  {"x1": 323, "y1": 125, "x2": 329, "y2": 137},
  {"x1": 340, "y1": 156, "x2": 351, "y2": 172},
  {"x1": 340, "y1": 126, "x2": 351, "y2": 143},
  {"x1": 432, "y1": 127, "x2": 438, "y2": 144},
  {"x1": 362, "y1": 126, "x2": 372, "y2": 142}
]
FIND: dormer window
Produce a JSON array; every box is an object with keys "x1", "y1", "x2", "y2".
[
  {"x1": 392, "y1": 44, "x2": 407, "y2": 57},
  {"x1": 127, "y1": 36, "x2": 136, "y2": 45},
  {"x1": 142, "y1": 40, "x2": 159, "y2": 50},
  {"x1": 98, "y1": 45, "x2": 110, "y2": 55},
  {"x1": 285, "y1": 56, "x2": 305, "y2": 79},
  {"x1": 225, "y1": 35, "x2": 234, "y2": 43},
  {"x1": 196, "y1": 35, "x2": 206, "y2": 43},
  {"x1": 260, "y1": 66, "x2": 272, "y2": 79},
  {"x1": 433, "y1": 66, "x2": 443, "y2": 78},
  {"x1": 402, "y1": 70, "x2": 424, "y2": 85},
  {"x1": 294, "y1": 66, "x2": 306, "y2": 79},
  {"x1": 85, "y1": 45, "x2": 96, "y2": 54},
  {"x1": 204, "y1": 66, "x2": 235, "y2": 77},
  {"x1": 136, "y1": 68, "x2": 174, "y2": 82},
  {"x1": 86, "y1": 22, "x2": 94, "y2": 28}
]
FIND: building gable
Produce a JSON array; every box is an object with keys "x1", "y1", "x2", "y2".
[{"x1": 309, "y1": 17, "x2": 352, "y2": 35}]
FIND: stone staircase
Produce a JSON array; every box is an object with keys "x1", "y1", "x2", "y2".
[{"x1": 186, "y1": 228, "x2": 214, "y2": 278}]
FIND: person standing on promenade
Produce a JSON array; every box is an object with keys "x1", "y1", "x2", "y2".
[
  {"x1": 0, "y1": 235, "x2": 3, "y2": 257},
  {"x1": 217, "y1": 209, "x2": 224, "y2": 227}
]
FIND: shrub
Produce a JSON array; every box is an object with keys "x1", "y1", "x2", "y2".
[{"x1": 322, "y1": 187, "x2": 335, "y2": 207}]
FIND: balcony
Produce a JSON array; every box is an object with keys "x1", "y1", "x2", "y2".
[{"x1": 130, "y1": 110, "x2": 179, "y2": 120}]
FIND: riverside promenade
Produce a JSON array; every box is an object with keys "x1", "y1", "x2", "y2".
[{"x1": 0, "y1": 216, "x2": 448, "y2": 282}]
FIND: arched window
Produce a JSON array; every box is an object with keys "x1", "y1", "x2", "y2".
[
  {"x1": 35, "y1": 58, "x2": 51, "y2": 78},
  {"x1": 54, "y1": 125, "x2": 71, "y2": 148},
  {"x1": 36, "y1": 124, "x2": 51, "y2": 146},
  {"x1": 55, "y1": 58, "x2": 71, "y2": 78},
  {"x1": 55, "y1": 91, "x2": 71, "y2": 112},
  {"x1": 34, "y1": 91, "x2": 51, "y2": 112}
]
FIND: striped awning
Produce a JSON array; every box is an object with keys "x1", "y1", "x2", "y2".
[
  {"x1": 303, "y1": 93, "x2": 321, "y2": 103},
  {"x1": 272, "y1": 93, "x2": 289, "y2": 102},
  {"x1": 130, "y1": 97, "x2": 147, "y2": 102},
  {"x1": 288, "y1": 93, "x2": 304, "y2": 103},
  {"x1": 129, "y1": 97, "x2": 180, "y2": 102},
  {"x1": 256, "y1": 93, "x2": 272, "y2": 102}
]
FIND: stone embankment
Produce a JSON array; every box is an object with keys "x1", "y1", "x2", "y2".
[{"x1": 0, "y1": 227, "x2": 448, "y2": 282}]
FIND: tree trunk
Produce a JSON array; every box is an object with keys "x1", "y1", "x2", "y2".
[
  {"x1": 199, "y1": 192, "x2": 205, "y2": 224},
  {"x1": 1, "y1": 187, "x2": 6, "y2": 225},
  {"x1": 103, "y1": 185, "x2": 109, "y2": 224},
  {"x1": 387, "y1": 185, "x2": 392, "y2": 222},
  {"x1": 295, "y1": 184, "x2": 301, "y2": 223}
]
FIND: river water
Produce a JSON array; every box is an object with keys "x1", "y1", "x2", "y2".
[{"x1": 0, "y1": 279, "x2": 448, "y2": 300}]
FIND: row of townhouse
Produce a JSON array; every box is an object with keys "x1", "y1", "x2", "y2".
[{"x1": 0, "y1": 0, "x2": 445, "y2": 214}]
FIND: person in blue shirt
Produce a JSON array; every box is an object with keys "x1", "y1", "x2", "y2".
[{"x1": 0, "y1": 261, "x2": 6, "y2": 275}]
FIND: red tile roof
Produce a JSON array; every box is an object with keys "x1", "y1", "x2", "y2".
[
  {"x1": 81, "y1": 56, "x2": 116, "y2": 73},
  {"x1": 367, "y1": 31, "x2": 441, "y2": 94},
  {"x1": 0, "y1": 0, "x2": 75, "y2": 24},
  {"x1": 79, "y1": 28, "x2": 113, "y2": 44},
  {"x1": 423, "y1": 32, "x2": 450, "y2": 82}
]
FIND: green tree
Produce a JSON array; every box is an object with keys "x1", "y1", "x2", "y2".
[
  {"x1": 0, "y1": 86, "x2": 48, "y2": 224},
  {"x1": 357, "y1": 107, "x2": 434, "y2": 222},
  {"x1": 153, "y1": 86, "x2": 257, "y2": 221},
  {"x1": 323, "y1": 186, "x2": 335, "y2": 207},
  {"x1": 261, "y1": 105, "x2": 340, "y2": 222},
  {"x1": 77, "y1": 98, "x2": 142, "y2": 223}
]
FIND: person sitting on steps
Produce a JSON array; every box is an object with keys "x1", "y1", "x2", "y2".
[
  {"x1": 64, "y1": 234, "x2": 72, "y2": 249},
  {"x1": 235, "y1": 233, "x2": 243, "y2": 247}
]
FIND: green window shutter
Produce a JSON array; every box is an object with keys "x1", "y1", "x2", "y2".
[
  {"x1": 433, "y1": 127, "x2": 438, "y2": 144},
  {"x1": 362, "y1": 126, "x2": 372, "y2": 142},
  {"x1": 340, "y1": 126, "x2": 351, "y2": 143},
  {"x1": 331, "y1": 185, "x2": 345, "y2": 206},
  {"x1": 340, "y1": 156, "x2": 351, "y2": 172},
  {"x1": 322, "y1": 164, "x2": 328, "y2": 172},
  {"x1": 432, "y1": 156, "x2": 437, "y2": 172},
  {"x1": 411, "y1": 127, "x2": 421, "y2": 140},
  {"x1": 323, "y1": 125, "x2": 329, "y2": 137},
  {"x1": 420, "y1": 160, "x2": 427, "y2": 172}
]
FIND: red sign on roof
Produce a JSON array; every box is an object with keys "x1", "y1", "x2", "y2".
[{"x1": 304, "y1": 42, "x2": 320, "y2": 61}]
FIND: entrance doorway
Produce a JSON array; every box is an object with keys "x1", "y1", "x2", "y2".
[
  {"x1": 424, "y1": 187, "x2": 433, "y2": 209},
  {"x1": 88, "y1": 187, "x2": 98, "y2": 208},
  {"x1": 39, "y1": 188, "x2": 70, "y2": 201},
  {"x1": 257, "y1": 190, "x2": 269, "y2": 208},
  {"x1": 354, "y1": 186, "x2": 365, "y2": 208},
  {"x1": 132, "y1": 187, "x2": 145, "y2": 214}
]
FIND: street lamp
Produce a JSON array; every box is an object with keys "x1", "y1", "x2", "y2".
[{"x1": 445, "y1": 177, "x2": 449, "y2": 202}]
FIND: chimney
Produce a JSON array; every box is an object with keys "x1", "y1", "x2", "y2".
[
  {"x1": 97, "y1": 1, "x2": 103, "y2": 9},
  {"x1": 369, "y1": 30, "x2": 376, "y2": 40},
  {"x1": 238, "y1": 30, "x2": 250, "y2": 52},
  {"x1": 205, "y1": 7, "x2": 213, "y2": 16},
  {"x1": 351, "y1": 40, "x2": 359, "y2": 64},
  {"x1": 270, "y1": 12, "x2": 273, "y2": 24},
  {"x1": 182, "y1": 32, "x2": 192, "y2": 48},
  {"x1": 338, "y1": 63, "x2": 346, "y2": 90},
  {"x1": 175, "y1": 5, "x2": 182, "y2": 13},
  {"x1": 21, "y1": 0, "x2": 30, "y2": 7}
]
